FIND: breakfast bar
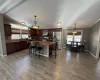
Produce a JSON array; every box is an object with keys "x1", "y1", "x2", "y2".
[{"x1": 31, "y1": 41, "x2": 55, "y2": 57}]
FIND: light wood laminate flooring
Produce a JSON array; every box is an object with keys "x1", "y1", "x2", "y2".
[{"x1": 0, "y1": 49, "x2": 100, "y2": 80}]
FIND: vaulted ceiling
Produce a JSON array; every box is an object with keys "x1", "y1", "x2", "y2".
[{"x1": 0, "y1": 0, "x2": 100, "y2": 29}]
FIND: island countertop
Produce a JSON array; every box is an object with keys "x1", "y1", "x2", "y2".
[{"x1": 31, "y1": 41, "x2": 55, "y2": 46}]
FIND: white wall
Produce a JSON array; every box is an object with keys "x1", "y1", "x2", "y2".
[{"x1": 0, "y1": 14, "x2": 7, "y2": 56}]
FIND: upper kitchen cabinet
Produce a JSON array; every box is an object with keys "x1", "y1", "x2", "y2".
[
  {"x1": 29, "y1": 28, "x2": 37, "y2": 36},
  {"x1": 48, "y1": 29, "x2": 53, "y2": 36},
  {"x1": 4, "y1": 24, "x2": 11, "y2": 36},
  {"x1": 38, "y1": 30, "x2": 43, "y2": 36}
]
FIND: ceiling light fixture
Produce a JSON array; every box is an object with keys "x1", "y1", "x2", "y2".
[
  {"x1": 22, "y1": 22, "x2": 25, "y2": 25},
  {"x1": 57, "y1": 22, "x2": 62, "y2": 25},
  {"x1": 73, "y1": 23, "x2": 77, "y2": 34},
  {"x1": 33, "y1": 15, "x2": 39, "y2": 29}
]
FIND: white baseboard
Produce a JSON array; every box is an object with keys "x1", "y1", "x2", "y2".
[
  {"x1": 0, "y1": 54, "x2": 3, "y2": 57},
  {"x1": 86, "y1": 50, "x2": 97, "y2": 59},
  {"x1": 3, "y1": 55, "x2": 7, "y2": 57},
  {"x1": 0, "y1": 54, "x2": 7, "y2": 57}
]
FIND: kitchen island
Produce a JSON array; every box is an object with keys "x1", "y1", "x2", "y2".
[{"x1": 31, "y1": 41, "x2": 55, "y2": 57}]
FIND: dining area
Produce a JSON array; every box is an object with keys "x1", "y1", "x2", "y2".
[
  {"x1": 68, "y1": 41, "x2": 85, "y2": 52},
  {"x1": 66, "y1": 30, "x2": 86, "y2": 52}
]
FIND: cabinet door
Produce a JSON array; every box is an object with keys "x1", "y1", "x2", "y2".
[
  {"x1": 4, "y1": 24, "x2": 11, "y2": 36},
  {"x1": 29, "y1": 29, "x2": 37, "y2": 36},
  {"x1": 19, "y1": 41, "x2": 30, "y2": 50},
  {"x1": 6, "y1": 43, "x2": 15, "y2": 55},
  {"x1": 38, "y1": 30, "x2": 42, "y2": 36},
  {"x1": 48, "y1": 29, "x2": 53, "y2": 36}
]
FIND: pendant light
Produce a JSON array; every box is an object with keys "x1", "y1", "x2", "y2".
[
  {"x1": 33, "y1": 15, "x2": 39, "y2": 29},
  {"x1": 73, "y1": 23, "x2": 77, "y2": 34}
]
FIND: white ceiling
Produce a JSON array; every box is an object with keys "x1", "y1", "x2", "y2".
[
  {"x1": 0, "y1": 0, "x2": 6, "y2": 6},
  {"x1": 0, "y1": 0, "x2": 100, "y2": 29}
]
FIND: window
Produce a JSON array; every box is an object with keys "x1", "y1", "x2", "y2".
[
  {"x1": 67, "y1": 31, "x2": 82, "y2": 45},
  {"x1": 22, "y1": 34, "x2": 29, "y2": 39},
  {"x1": 11, "y1": 34, "x2": 21, "y2": 39},
  {"x1": 11, "y1": 34, "x2": 29, "y2": 39},
  {"x1": 74, "y1": 35, "x2": 81, "y2": 42},
  {"x1": 67, "y1": 35, "x2": 73, "y2": 44},
  {"x1": 74, "y1": 35, "x2": 81, "y2": 45}
]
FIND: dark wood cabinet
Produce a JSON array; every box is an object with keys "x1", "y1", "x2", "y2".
[
  {"x1": 6, "y1": 43, "x2": 15, "y2": 55},
  {"x1": 38, "y1": 30, "x2": 43, "y2": 36},
  {"x1": 48, "y1": 29, "x2": 53, "y2": 36},
  {"x1": 29, "y1": 28, "x2": 43, "y2": 40},
  {"x1": 29, "y1": 28, "x2": 62, "y2": 36},
  {"x1": 19, "y1": 41, "x2": 30, "y2": 50},
  {"x1": 29, "y1": 28, "x2": 37, "y2": 36},
  {"x1": 6, "y1": 41, "x2": 30, "y2": 55},
  {"x1": 4, "y1": 24, "x2": 11, "y2": 36},
  {"x1": 28, "y1": 28, "x2": 62, "y2": 40}
]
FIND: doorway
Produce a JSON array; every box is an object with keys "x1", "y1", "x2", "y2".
[
  {"x1": 96, "y1": 26, "x2": 100, "y2": 59},
  {"x1": 98, "y1": 39, "x2": 100, "y2": 59},
  {"x1": 53, "y1": 32, "x2": 62, "y2": 50},
  {"x1": 96, "y1": 41, "x2": 100, "y2": 59}
]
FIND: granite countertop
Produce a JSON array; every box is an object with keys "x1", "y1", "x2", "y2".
[
  {"x1": 31, "y1": 41, "x2": 55, "y2": 46},
  {"x1": 6, "y1": 40, "x2": 29, "y2": 43}
]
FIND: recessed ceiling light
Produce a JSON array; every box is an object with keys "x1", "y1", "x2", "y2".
[
  {"x1": 22, "y1": 22, "x2": 25, "y2": 25},
  {"x1": 57, "y1": 22, "x2": 62, "y2": 25}
]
